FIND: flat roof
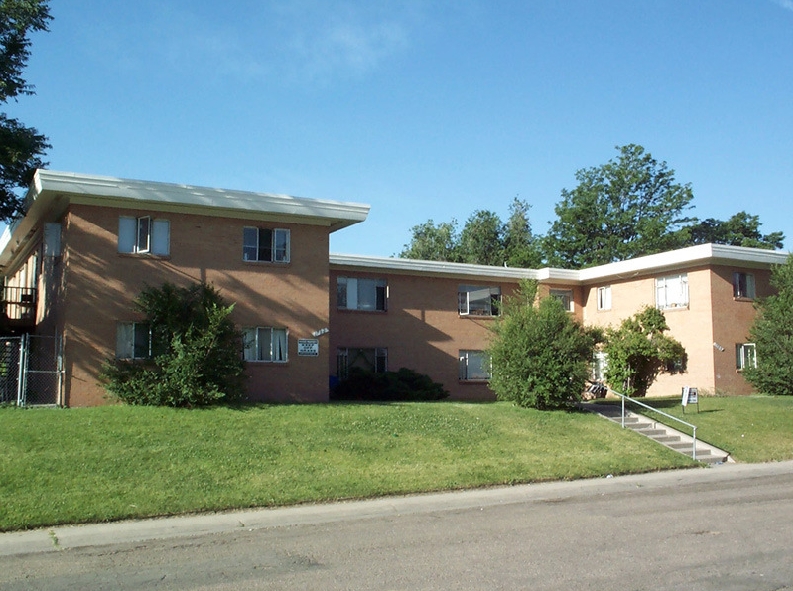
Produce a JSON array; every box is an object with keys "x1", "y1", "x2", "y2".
[
  {"x1": 331, "y1": 243, "x2": 790, "y2": 285},
  {"x1": 1, "y1": 170, "x2": 370, "y2": 270}
]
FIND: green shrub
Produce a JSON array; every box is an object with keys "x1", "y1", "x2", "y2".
[
  {"x1": 603, "y1": 306, "x2": 686, "y2": 397},
  {"x1": 101, "y1": 282, "x2": 245, "y2": 407},
  {"x1": 488, "y1": 280, "x2": 600, "y2": 410},
  {"x1": 332, "y1": 367, "x2": 449, "y2": 402}
]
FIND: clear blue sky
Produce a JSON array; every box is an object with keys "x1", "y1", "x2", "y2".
[{"x1": 7, "y1": 0, "x2": 793, "y2": 257}]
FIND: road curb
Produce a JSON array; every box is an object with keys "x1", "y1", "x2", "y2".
[{"x1": 2, "y1": 460, "x2": 792, "y2": 557}]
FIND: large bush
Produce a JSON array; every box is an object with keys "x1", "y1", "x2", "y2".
[
  {"x1": 488, "y1": 280, "x2": 600, "y2": 410},
  {"x1": 745, "y1": 255, "x2": 793, "y2": 396},
  {"x1": 603, "y1": 306, "x2": 685, "y2": 397},
  {"x1": 332, "y1": 367, "x2": 448, "y2": 402},
  {"x1": 101, "y1": 282, "x2": 245, "y2": 407}
]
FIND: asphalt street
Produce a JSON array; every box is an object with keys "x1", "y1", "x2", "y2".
[{"x1": 1, "y1": 461, "x2": 792, "y2": 590}]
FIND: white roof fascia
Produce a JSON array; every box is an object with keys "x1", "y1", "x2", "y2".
[
  {"x1": 330, "y1": 254, "x2": 540, "y2": 281},
  {"x1": 1, "y1": 170, "x2": 369, "y2": 271},
  {"x1": 29, "y1": 170, "x2": 370, "y2": 230},
  {"x1": 331, "y1": 244, "x2": 790, "y2": 286},
  {"x1": 578, "y1": 244, "x2": 790, "y2": 283}
]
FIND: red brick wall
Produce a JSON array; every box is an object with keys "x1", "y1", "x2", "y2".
[
  {"x1": 60, "y1": 204, "x2": 332, "y2": 406},
  {"x1": 329, "y1": 269, "x2": 524, "y2": 401}
]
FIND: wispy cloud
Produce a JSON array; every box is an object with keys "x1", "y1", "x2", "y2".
[
  {"x1": 772, "y1": 0, "x2": 793, "y2": 12},
  {"x1": 272, "y1": 2, "x2": 422, "y2": 85}
]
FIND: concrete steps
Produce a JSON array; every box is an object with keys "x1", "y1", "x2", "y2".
[{"x1": 582, "y1": 402, "x2": 733, "y2": 465}]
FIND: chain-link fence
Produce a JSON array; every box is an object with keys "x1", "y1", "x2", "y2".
[{"x1": 0, "y1": 335, "x2": 63, "y2": 406}]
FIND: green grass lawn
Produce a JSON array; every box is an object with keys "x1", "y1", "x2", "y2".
[
  {"x1": 625, "y1": 395, "x2": 793, "y2": 463},
  {"x1": 0, "y1": 401, "x2": 694, "y2": 532}
]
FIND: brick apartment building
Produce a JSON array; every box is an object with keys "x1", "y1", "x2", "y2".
[{"x1": 0, "y1": 170, "x2": 787, "y2": 406}]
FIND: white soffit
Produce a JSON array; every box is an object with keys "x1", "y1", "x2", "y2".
[
  {"x1": 330, "y1": 254, "x2": 540, "y2": 281},
  {"x1": 28, "y1": 170, "x2": 370, "y2": 229}
]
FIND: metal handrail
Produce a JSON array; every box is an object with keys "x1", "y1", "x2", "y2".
[{"x1": 608, "y1": 388, "x2": 699, "y2": 461}]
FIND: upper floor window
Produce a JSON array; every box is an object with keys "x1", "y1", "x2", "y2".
[
  {"x1": 119, "y1": 216, "x2": 170, "y2": 255},
  {"x1": 656, "y1": 274, "x2": 689, "y2": 310},
  {"x1": 243, "y1": 327, "x2": 288, "y2": 362},
  {"x1": 459, "y1": 350, "x2": 490, "y2": 381},
  {"x1": 733, "y1": 272, "x2": 756, "y2": 300},
  {"x1": 458, "y1": 285, "x2": 501, "y2": 316},
  {"x1": 116, "y1": 322, "x2": 151, "y2": 359},
  {"x1": 550, "y1": 289, "x2": 574, "y2": 312},
  {"x1": 597, "y1": 286, "x2": 612, "y2": 311},
  {"x1": 337, "y1": 277, "x2": 387, "y2": 311},
  {"x1": 736, "y1": 343, "x2": 756, "y2": 371},
  {"x1": 243, "y1": 227, "x2": 290, "y2": 263}
]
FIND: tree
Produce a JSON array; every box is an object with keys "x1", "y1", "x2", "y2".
[
  {"x1": 744, "y1": 255, "x2": 793, "y2": 396},
  {"x1": 398, "y1": 219, "x2": 460, "y2": 261},
  {"x1": 685, "y1": 211, "x2": 784, "y2": 250},
  {"x1": 488, "y1": 280, "x2": 600, "y2": 410},
  {"x1": 400, "y1": 198, "x2": 543, "y2": 268},
  {"x1": 458, "y1": 210, "x2": 504, "y2": 266},
  {"x1": 503, "y1": 197, "x2": 543, "y2": 268},
  {"x1": 0, "y1": 0, "x2": 51, "y2": 221},
  {"x1": 101, "y1": 282, "x2": 246, "y2": 407},
  {"x1": 543, "y1": 145, "x2": 694, "y2": 269},
  {"x1": 603, "y1": 307, "x2": 686, "y2": 397}
]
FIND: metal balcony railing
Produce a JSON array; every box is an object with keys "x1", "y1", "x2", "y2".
[{"x1": 1, "y1": 286, "x2": 38, "y2": 322}]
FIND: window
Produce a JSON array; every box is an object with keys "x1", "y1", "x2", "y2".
[
  {"x1": 459, "y1": 350, "x2": 490, "y2": 381},
  {"x1": 337, "y1": 277, "x2": 387, "y2": 311},
  {"x1": 656, "y1": 274, "x2": 689, "y2": 310},
  {"x1": 118, "y1": 216, "x2": 170, "y2": 255},
  {"x1": 116, "y1": 322, "x2": 151, "y2": 359},
  {"x1": 337, "y1": 347, "x2": 387, "y2": 379},
  {"x1": 243, "y1": 227, "x2": 290, "y2": 263},
  {"x1": 597, "y1": 286, "x2": 612, "y2": 311},
  {"x1": 550, "y1": 289, "x2": 574, "y2": 312},
  {"x1": 243, "y1": 327, "x2": 288, "y2": 362},
  {"x1": 736, "y1": 343, "x2": 756, "y2": 371},
  {"x1": 591, "y1": 351, "x2": 608, "y2": 382},
  {"x1": 733, "y1": 272, "x2": 756, "y2": 299},
  {"x1": 458, "y1": 285, "x2": 501, "y2": 316}
]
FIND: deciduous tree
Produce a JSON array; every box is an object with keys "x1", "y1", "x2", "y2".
[
  {"x1": 744, "y1": 255, "x2": 793, "y2": 396},
  {"x1": 685, "y1": 211, "x2": 784, "y2": 250},
  {"x1": 543, "y1": 145, "x2": 694, "y2": 268},
  {"x1": 0, "y1": 0, "x2": 51, "y2": 221}
]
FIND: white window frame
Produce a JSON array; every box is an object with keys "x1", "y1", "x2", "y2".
[
  {"x1": 656, "y1": 274, "x2": 689, "y2": 310},
  {"x1": 337, "y1": 347, "x2": 388, "y2": 379},
  {"x1": 550, "y1": 289, "x2": 574, "y2": 312},
  {"x1": 458, "y1": 286, "x2": 501, "y2": 316},
  {"x1": 459, "y1": 350, "x2": 491, "y2": 381},
  {"x1": 243, "y1": 227, "x2": 290, "y2": 263},
  {"x1": 592, "y1": 351, "x2": 608, "y2": 382},
  {"x1": 337, "y1": 277, "x2": 388, "y2": 311},
  {"x1": 243, "y1": 327, "x2": 288, "y2": 363},
  {"x1": 597, "y1": 286, "x2": 612, "y2": 311},
  {"x1": 116, "y1": 321, "x2": 152, "y2": 360},
  {"x1": 733, "y1": 272, "x2": 756, "y2": 300},
  {"x1": 736, "y1": 343, "x2": 757, "y2": 371},
  {"x1": 118, "y1": 216, "x2": 170, "y2": 256}
]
